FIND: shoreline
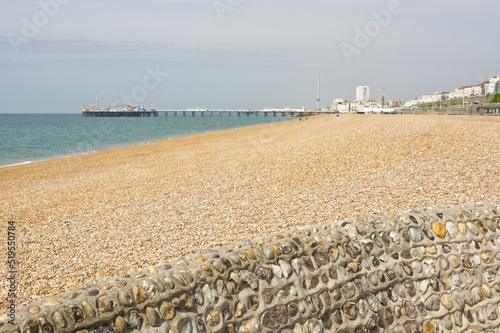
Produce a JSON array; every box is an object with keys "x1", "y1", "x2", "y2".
[
  {"x1": 0, "y1": 114, "x2": 297, "y2": 169},
  {"x1": 2, "y1": 114, "x2": 500, "y2": 310}
]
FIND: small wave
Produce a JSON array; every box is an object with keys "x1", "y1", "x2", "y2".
[{"x1": 1, "y1": 161, "x2": 32, "y2": 168}]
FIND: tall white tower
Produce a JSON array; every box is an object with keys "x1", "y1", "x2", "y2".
[
  {"x1": 356, "y1": 86, "x2": 369, "y2": 103},
  {"x1": 316, "y1": 72, "x2": 320, "y2": 111}
]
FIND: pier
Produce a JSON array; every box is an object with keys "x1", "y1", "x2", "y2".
[
  {"x1": 82, "y1": 109, "x2": 334, "y2": 117},
  {"x1": 82, "y1": 110, "x2": 158, "y2": 117}
]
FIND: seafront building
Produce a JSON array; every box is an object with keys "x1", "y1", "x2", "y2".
[
  {"x1": 332, "y1": 74, "x2": 500, "y2": 111},
  {"x1": 379, "y1": 88, "x2": 386, "y2": 105},
  {"x1": 332, "y1": 86, "x2": 395, "y2": 113},
  {"x1": 356, "y1": 86, "x2": 369, "y2": 103},
  {"x1": 486, "y1": 76, "x2": 500, "y2": 94},
  {"x1": 404, "y1": 75, "x2": 500, "y2": 108},
  {"x1": 389, "y1": 99, "x2": 404, "y2": 107}
]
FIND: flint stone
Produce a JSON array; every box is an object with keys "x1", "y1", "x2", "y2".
[
  {"x1": 253, "y1": 265, "x2": 273, "y2": 283},
  {"x1": 342, "y1": 283, "x2": 356, "y2": 299},
  {"x1": 426, "y1": 295, "x2": 440, "y2": 311},
  {"x1": 291, "y1": 258, "x2": 301, "y2": 275},
  {"x1": 345, "y1": 242, "x2": 361, "y2": 258},
  {"x1": 279, "y1": 260, "x2": 293, "y2": 278},
  {"x1": 404, "y1": 302, "x2": 418, "y2": 319},
  {"x1": 343, "y1": 302, "x2": 357, "y2": 320},
  {"x1": 409, "y1": 228, "x2": 423, "y2": 242}
]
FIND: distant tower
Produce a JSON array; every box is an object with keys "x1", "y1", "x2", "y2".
[
  {"x1": 316, "y1": 72, "x2": 320, "y2": 111},
  {"x1": 356, "y1": 86, "x2": 369, "y2": 103},
  {"x1": 379, "y1": 88, "x2": 386, "y2": 105},
  {"x1": 96, "y1": 92, "x2": 99, "y2": 110}
]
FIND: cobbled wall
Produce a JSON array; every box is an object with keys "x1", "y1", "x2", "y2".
[{"x1": 2, "y1": 202, "x2": 500, "y2": 333}]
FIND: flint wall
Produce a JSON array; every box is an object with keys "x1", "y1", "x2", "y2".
[{"x1": 2, "y1": 202, "x2": 500, "y2": 333}]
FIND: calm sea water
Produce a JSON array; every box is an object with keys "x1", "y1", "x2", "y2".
[{"x1": 0, "y1": 113, "x2": 293, "y2": 167}]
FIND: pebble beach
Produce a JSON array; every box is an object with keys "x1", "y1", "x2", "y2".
[{"x1": 1, "y1": 114, "x2": 500, "y2": 310}]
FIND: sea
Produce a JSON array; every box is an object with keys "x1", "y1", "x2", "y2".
[{"x1": 0, "y1": 113, "x2": 294, "y2": 168}]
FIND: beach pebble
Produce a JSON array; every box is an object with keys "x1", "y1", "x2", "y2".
[{"x1": 3, "y1": 114, "x2": 500, "y2": 314}]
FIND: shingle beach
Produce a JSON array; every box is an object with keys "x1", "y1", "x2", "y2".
[{"x1": 1, "y1": 114, "x2": 500, "y2": 310}]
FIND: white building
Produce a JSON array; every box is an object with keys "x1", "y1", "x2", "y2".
[
  {"x1": 331, "y1": 99, "x2": 352, "y2": 113},
  {"x1": 419, "y1": 94, "x2": 438, "y2": 104},
  {"x1": 362, "y1": 107, "x2": 396, "y2": 114},
  {"x1": 337, "y1": 104, "x2": 353, "y2": 113},
  {"x1": 404, "y1": 99, "x2": 419, "y2": 107},
  {"x1": 486, "y1": 82, "x2": 499, "y2": 94},
  {"x1": 435, "y1": 91, "x2": 450, "y2": 100},
  {"x1": 472, "y1": 85, "x2": 484, "y2": 96},
  {"x1": 449, "y1": 87, "x2": 468, "y2": 99},
  {"x1": 262, "y1": 107, "x2": 305, "y2": 112},
  {"x1": 486, "y1": 76, "x2": 500, "y2": 94},
  {"x1": 448, "y1": 91, "x2": 461, "y2": 100},
  {"x1": 332, "y1": 98, "x2": 347, "y2": 105},
  {"x1": 464, "y1": 86, "x2": 475, "y2": 97},
  {"x1": 356, "y1": 86, "x2": 370, "y2": 103}
]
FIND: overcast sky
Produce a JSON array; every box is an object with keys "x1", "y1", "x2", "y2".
[{"x1": 1, "y1": 0, "x2": 499, "y2": 113}]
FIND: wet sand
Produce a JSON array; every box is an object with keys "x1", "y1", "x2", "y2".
[{"x1": 1, "y1": 114, "x2": 500, "y2": 309}]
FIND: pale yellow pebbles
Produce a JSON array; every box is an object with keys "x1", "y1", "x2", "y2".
[{"x1": 1, "y1": 114, "x2": 500, "y2": 311}]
